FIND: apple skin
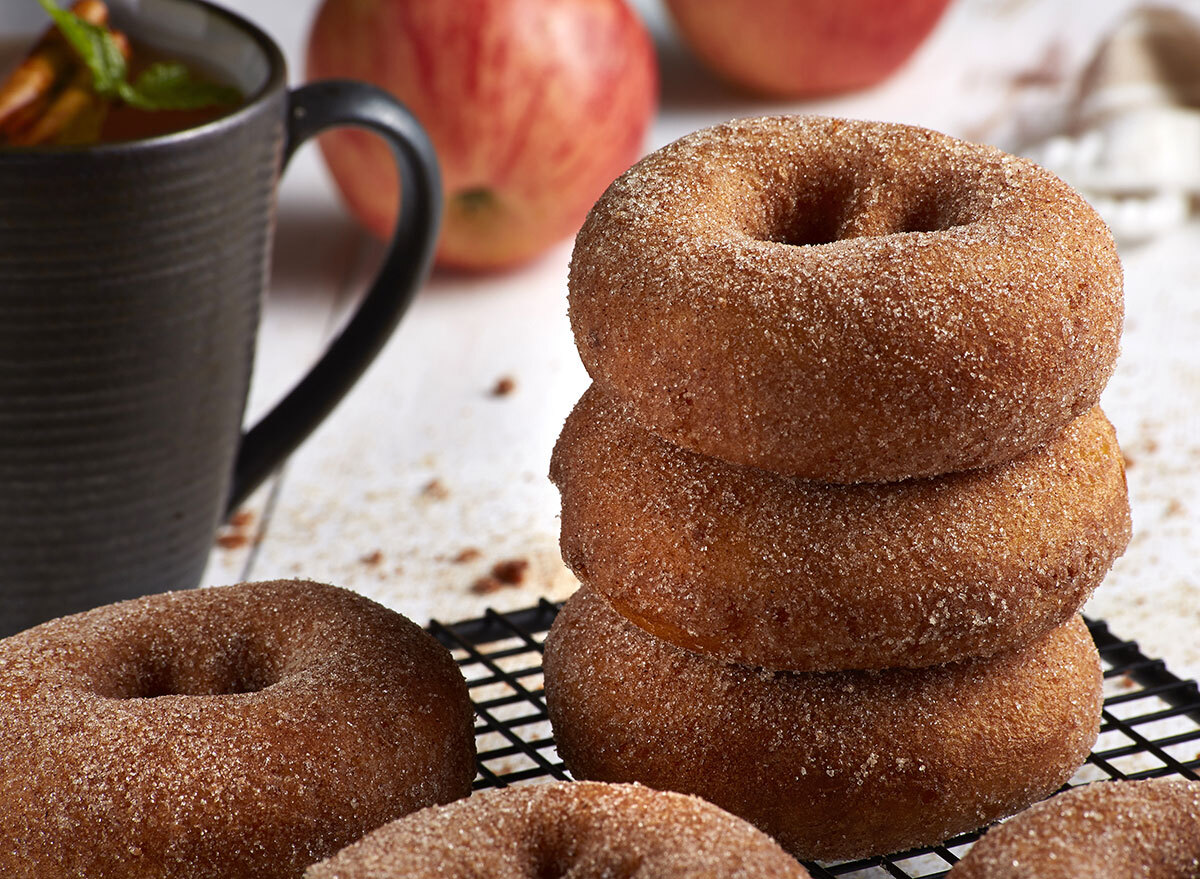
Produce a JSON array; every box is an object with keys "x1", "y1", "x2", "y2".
[
  {"x1": 306, "y1": 0, "x2": 657, "y2": 271},
  {"x1": 663, "y1": 0, "x2": 953, "y2": 98}
]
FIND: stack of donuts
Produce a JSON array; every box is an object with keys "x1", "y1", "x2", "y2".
[{"x1": 543, "y1": 115, "x2": 1133, "y2": 860}]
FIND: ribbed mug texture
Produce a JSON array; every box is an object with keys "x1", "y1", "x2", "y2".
[{"x1": 0, "y1": 91, "x2": 285, "y2": 632}]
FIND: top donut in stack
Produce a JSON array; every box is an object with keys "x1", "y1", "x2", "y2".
[
  {"x1": 569, "y1": 114, "x2": 1123, "y2": 484},
  {"x1": 555, "y1": 114, "x2": 1130, "y2": 674},
  {"x1": 544, "y1": 116, "x2": 1132, "y2": 859}
]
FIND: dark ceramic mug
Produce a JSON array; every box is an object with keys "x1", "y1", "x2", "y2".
[{"x1": 0, "y1": 0, "x2": 440, "y2": 635}]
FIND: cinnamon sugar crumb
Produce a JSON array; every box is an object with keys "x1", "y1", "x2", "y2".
[
  {"x1": 215, "y1": 510, "x2": 256, "y2": 550},
  {"x1": 491, "y1": 558, "x2": 529, "y2": 585},
  {"x1": 491, "y1": 376, "x2": 516, "y2": 397},
  {"x1": 361, "y1": 550, "x2": 383, "y2": 566},
  {"x1": 215, "y1": 532, "x2": 250, "y2": 550},
  {"x1": 420, "y1": 479, "x2": 449, "y2": 500},
  {"x1": 452, "y1": 547, "x2": 482, "y2": 564},
  {"x1": 470, "y1": 577, "x2": 504, "y2": 595},
  {"x1": 470, "y1": 559, "x2": 530, "y2": 594}
]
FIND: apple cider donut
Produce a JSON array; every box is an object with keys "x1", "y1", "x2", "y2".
[
  {"x1": 949, "y1": 778, "x2": 1200, "y2": 878},
  {"x1": 569, "y1": 115, "x2": 1123, "y2": 483},
  {"x1": 551, "y1": 386, "x2": 1131, "y2": 671},
  {"x1": 543, "y1": 587, "x2": 1102, "y2": 862},
  {"x1": 306, "y1": 781, "x2": 812, "y2": 878},
  {"x1": 0, "y1": 580, "x2": 476, "y2": 879}
]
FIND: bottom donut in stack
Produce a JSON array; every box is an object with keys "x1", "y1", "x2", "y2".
[{"x1": 543, "y1": 587, "x2": 1102, "y2": 861}]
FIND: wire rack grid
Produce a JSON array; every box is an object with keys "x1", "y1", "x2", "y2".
[{"x1": 429, "y1": 602, "x2": 1200, "y2": 879}]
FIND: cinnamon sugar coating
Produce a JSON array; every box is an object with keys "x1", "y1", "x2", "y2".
[
  {"x1": 306, "y1": 781, "x2": 811, "y2": 878},
  {"x1": 950, "y1": 778, "x2": 1200, "y2": 878},
  {"x1": 552, "y1": 386, "x2": 1130, "y2": 671},
  {"x1": 569, "y1": 115, "x2": 1123, "y2": 483},
  {"x1": 543, "y1": 587, "x2": 1102, "y2": 861},
  {"x1": 0, "y1": 580, "x2": 476, "y2": 879}
]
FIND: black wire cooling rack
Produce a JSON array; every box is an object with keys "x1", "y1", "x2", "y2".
[{"x1": 429, "y1": 602, "x2": 1200, "y2": 878}]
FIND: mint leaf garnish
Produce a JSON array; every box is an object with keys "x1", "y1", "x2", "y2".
[
  {"x1": 119, "y1": 62, "x2": 241, "y2": 111},
  {"x1": 36, "y1": 0, "x2": 242, "y2": 111},
  {"x1": 36, "y1": 0, "x2": 127, "y2": 95}
]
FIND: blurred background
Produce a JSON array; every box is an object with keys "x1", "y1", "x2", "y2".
[{"x1": 183, "y1": 0, "x2": 1200, "y2": 681}]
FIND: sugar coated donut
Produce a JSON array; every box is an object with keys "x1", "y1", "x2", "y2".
[
  {"x1": 0, "y1": 580, "x2": 476, "y2": 879},
  {"x1": 569, "y1": 115, "x2": 1123, "y2": 483},
  {"x1": 949, "y1": 778, "x2": 1200, "y2": 878},
  {"x1": 543, "y1": 587, "x2": 1102, "y2": 861},
  {"x1": 552, "y1": 386, "x2": 1130, "y2": 671},
  {"x1": 306, "y1": 781, "x2": 811, "y2": 878}
]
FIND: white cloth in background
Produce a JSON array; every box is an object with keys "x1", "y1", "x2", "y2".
[{"x1": 1024, "y1": 5, "x2": 1200, "y2": 243}]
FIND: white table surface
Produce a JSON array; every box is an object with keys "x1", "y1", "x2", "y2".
[{"x1": 201, "y1": 0, "x2": 1200, "y2": 684}]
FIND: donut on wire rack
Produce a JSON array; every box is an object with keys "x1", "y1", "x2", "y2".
[
  {"x1": 306, "y1": 781, "x2": 812, "y2": 878},
  {"x1": 0, "y1": 579, "x2": 476, "y2": 879},
  {"x1": 543, "y1": 586, "x2": 1103, "y2": 861},
  {"x1": 948, "y1": 777, "x2": 1200, "y2": 878}
]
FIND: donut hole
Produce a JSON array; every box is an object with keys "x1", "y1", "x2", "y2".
[
  {"x1": 101, "y1": 633, "x2": 282, "y2": 699},
  {"x1": 526, "y1": 830, "x2": 640, "y2": 879},
  {"x1": 758, "y1": 176, "x2": 857, "y2": 246},
  {"x1": 892, "y1": 189, "x2": 968, "y2": 235},
  {"x1": 756, "y1": 174, "x2": 978, "y2": 246},
  {"x1": 528, "y1": 850, "x2": 570, "y2": 879},
  {"x1": 523, "y1": 833, "x2": 568, "y2": 879},
  {"x1": 528, "y1": 855, "x2": 636, "y2": 879}
]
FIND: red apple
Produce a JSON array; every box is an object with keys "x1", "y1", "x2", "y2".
[
  {"x1": 306, "y1": 0, "x2": 657, "y2": 271},
  {"x1": 663, "y1": 0, "x2": 953, "y2": 97}
]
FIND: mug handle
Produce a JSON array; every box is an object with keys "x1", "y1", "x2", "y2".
[{"x1": 225, "y1": 80, "x2": 442, "y2": 514}]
